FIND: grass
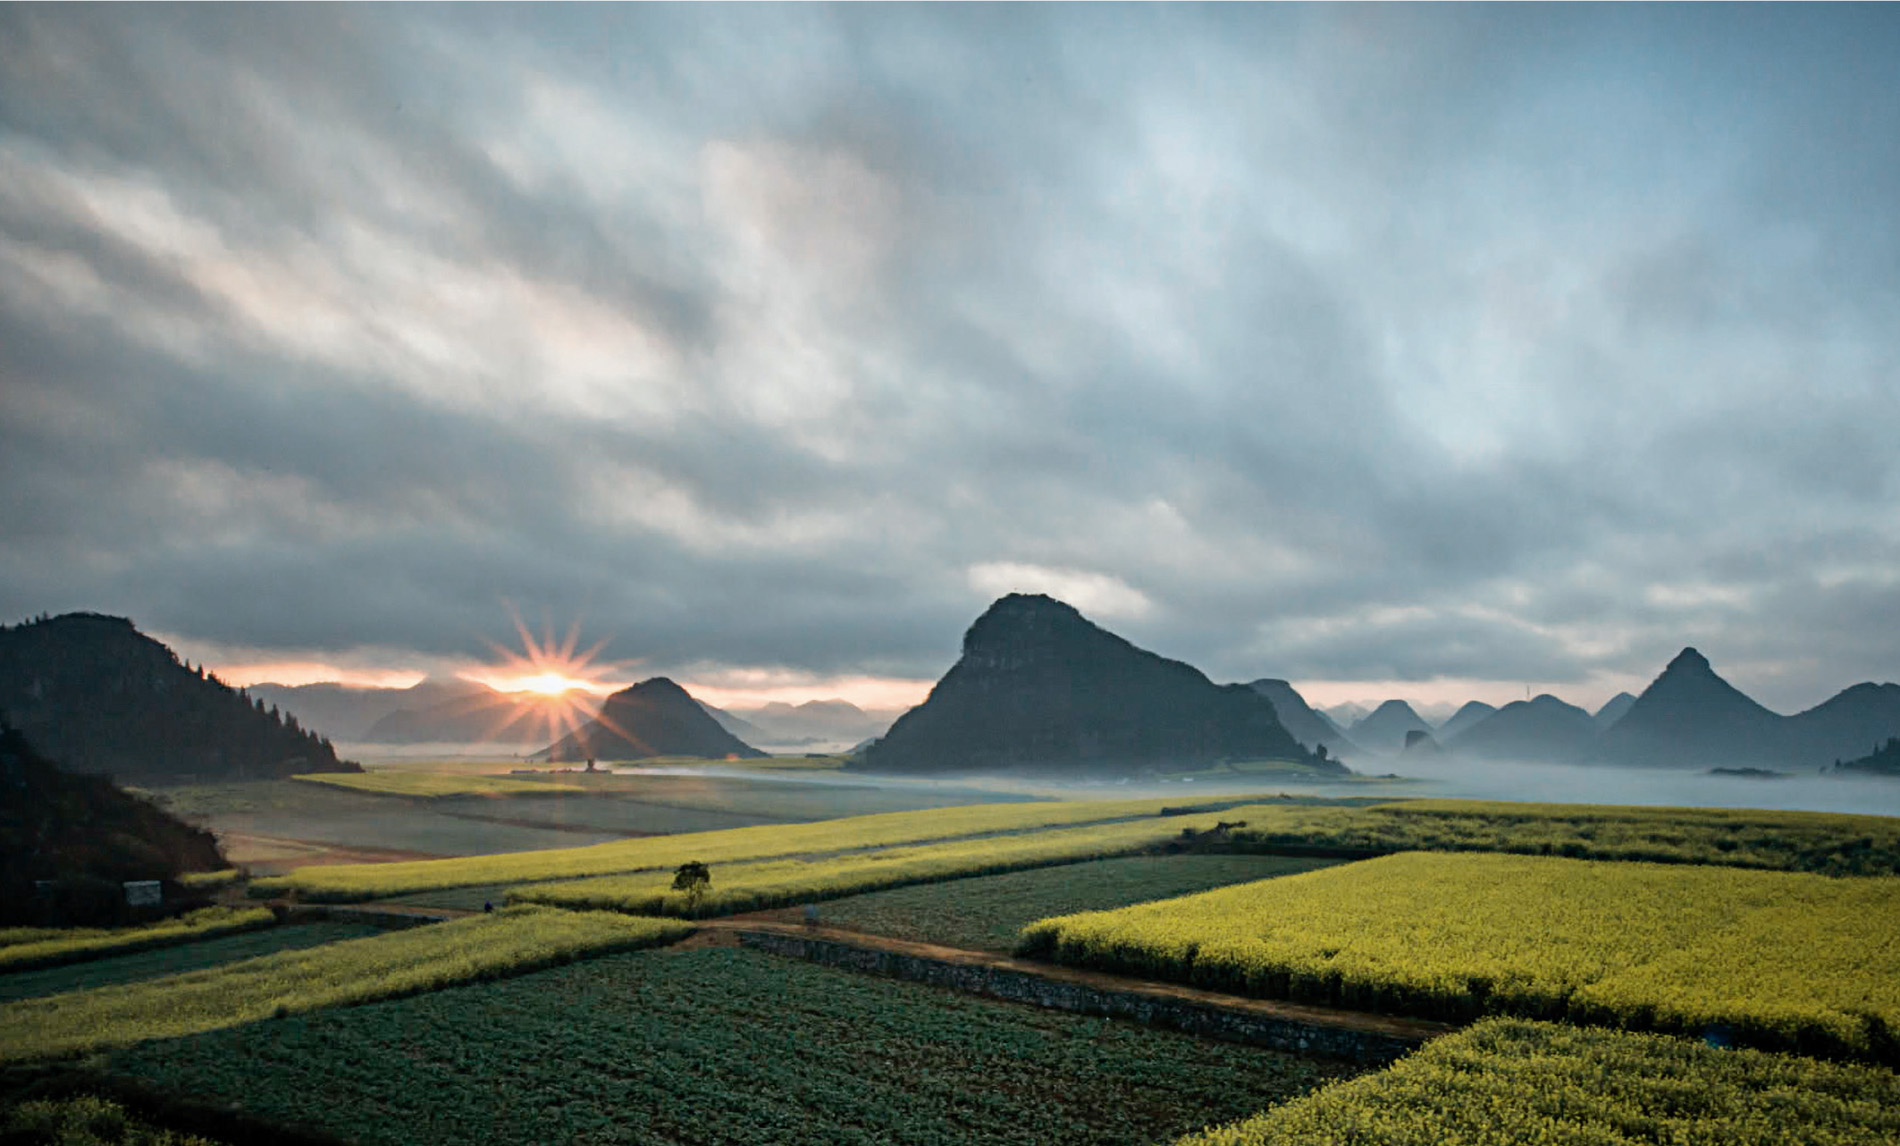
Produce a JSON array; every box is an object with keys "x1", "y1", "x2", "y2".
[
  {"x1": 1019, "y1": 851, "x2": 1900, "y2": 1062},
  {"x1": 1178, "y1": 1018, "x2": 1900, "y2": 1146},
  {"x1": 251, "y1": 795, "x2": 1268, "y2": 903},
  {"x1": 108, "y1": 946, "x2": 1361, "y2": 1146},
  {"x1": 810, "y1": 854, "x2": 1344, "y2": 952},
  {"x1": 0, "y1": 906, "x2": 690, "y2": 1064},
  {"x1": 0, "y1": 922, "x2": 382, "y2": 1003},
  {"x1": 0, "y1": 908, "x2": 276, "y2": 976},
  {"x1": 290, "y1": 772, "x2": 585, "y2": 798}
]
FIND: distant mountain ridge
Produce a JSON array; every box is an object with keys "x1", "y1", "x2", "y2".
[
  {"x1": 861, "y1": 594, "x2": 1337, "y2": 775},
  {"x1": 541, "y1": 678, "x2": 766, "y2": 762},
  {"x1": 0, "y1": 613, "x2": 359, "y2": 781},
  {"x1": 1446, "y1": 694, "x2": 1598, "y2": 763},
  {"x1": 1348, "y1": 700, "x2": 1434, "y2": 755}
]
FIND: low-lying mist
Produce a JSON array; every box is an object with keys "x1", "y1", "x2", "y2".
[{"x1": 1341, "y1": 755, "x2": 1900, "y2": 817}]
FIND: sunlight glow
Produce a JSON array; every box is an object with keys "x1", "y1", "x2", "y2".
[{"x1": 449, "y1": 605, "x2": 639, "y2": 749}]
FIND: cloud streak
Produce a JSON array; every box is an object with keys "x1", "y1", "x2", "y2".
[{"x1": 2, "y1": 6, "x2": 1897, "y2": 712}]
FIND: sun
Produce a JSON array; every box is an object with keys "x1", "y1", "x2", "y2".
[{"x1": 458, "y1": 606, "x2": 638, "y2": 748}]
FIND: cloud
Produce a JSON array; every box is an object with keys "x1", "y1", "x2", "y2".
[{"x1": 2, "y1": 6, "x2": 1898, "y2": 713}]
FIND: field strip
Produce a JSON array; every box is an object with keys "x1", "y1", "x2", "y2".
[
  {"x1": 505, "y1": 812, "x2": 1265, "y2": 917},
  {"x1": 0, "y1": 906, "x2": 690, "y2": 1064},
  {"x1": 0, "y1": 907, "x2": 276, "y2": 976},
  {"x1": 719, "y1": 920, "x2": 1447, "y2": 1063},
  {"x1": 291, "y1": 772, "x2": 587, "y2": 798},
  {"x1": 252, "y1": 795, "x2": 1275, "y2": 903}
]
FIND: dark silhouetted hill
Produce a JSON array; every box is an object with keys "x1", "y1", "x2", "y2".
[
  {"x1": 1836, "y1": 737, "x2": 1900, "y2": 777},
  {"x1": 1597, "y1": 648, "x2": 1786, "y2": 769},
  {"x1": 1435, "y1": 701, "x2": 1497, "y2": 743},
  {"x1": 859, "y1": 595, "x2": 1337, "y2": 776},
  {"x1": 1402, "y1": 729, "x2": 1443, "y2": 757},
  {"x1": 1247, "y1": 679, "x2": 1361, "y2": 757},
  {"x1": 1, "y1": 722, "x2": 226, "y2": 924},
  {"x1": 1446, "y1": 694, "x2": 1598, "y2": 763},
  {"x1": 0, "y1": 613, "x2": 358, "y2": 781},
  {"x1": 1348, "y1": 700, "x2": 1433, "y2": 755},
  {"x1": 1593, "y1": 691, "x2": 1637, "y2": 731},
  {"x1": 1784, "y1": 682, "x2": 1900, "y2": 771},
  {"x1": 540, "y1": 678, "x2": 766, "y2": 761}
]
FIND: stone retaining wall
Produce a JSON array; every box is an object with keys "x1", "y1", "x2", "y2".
[{"x1": 737, "y1": 929, "x2": 1425, "y2": 1064}]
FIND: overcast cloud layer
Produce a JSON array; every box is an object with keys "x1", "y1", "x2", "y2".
[{"x1": 2, "y1": 5, "x2": 1897, "y2": 711}]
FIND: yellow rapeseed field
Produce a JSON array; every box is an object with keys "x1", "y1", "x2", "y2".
[
  {"x1": 1020, "y1": 851, "x2": 1900, "y2": 1059},
  {"x1": 1178, "y1": 1018, "x2": 1900, "y2": 1146},
  {"x1": 0, "y1": 907, "x2": 275, "y2": 975},
  {"x1": 510, "y1": 813, "x2": 1242, "y2": 916}
]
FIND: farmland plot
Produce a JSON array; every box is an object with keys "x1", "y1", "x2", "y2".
[{"x1": 109, "y1": 946, "x2": 1360, "y2": 1146}]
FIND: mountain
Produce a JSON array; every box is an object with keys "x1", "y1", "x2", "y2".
[
  {"x1": 1784, "y1": 682, "x2": 1900, "y2": 771},
  {"x1": 859, "y1": 594, "x2": 1337, "y2": 776},
  {"x1": 362, "y1": 679, "x2": 600, "y2": 745},
  {"x1": 539, "y1": 678, "x2": 767, "y2": 762},
  {"x1": 699, "y1": 702, "x2": 774, "y2": 746},
  {"x1": 1402, "y1": 729, "x2": 1443, "y2": 757},
  {"x1": 246, "y1": 681, "x2": 415, "y2": 741},
  {"x1": 1247, "y1": 679, "x2": 1360, "y2": 758},
  {"x1": 1322, "y1": 702, "x2": 1370, "y2": 729},
  {"x1": 723, "y1": 699, "x2": 898, "y2": 752},
  {"x1": 0, "y1": 613, "x2": 359, "y2": 781},
  {"x1": 1597, "y1": 648, "x2": 1787, "y2": 769},
  {"x1": 1348, "y1": 700, "x2": 1434, "y2": 755},
  {"x1": 1435, "y1": 701, "x2": 1498, "y2": 743},
  {"x1": 1593, "y1": 692, "x2": 1637, "y2": 731},
  {"x1": 1, "y1": 722, "x2": 227, "y2": 924},
  {"x1": 1445, "y1": 694, "x2": 1598, "y2": 763}
]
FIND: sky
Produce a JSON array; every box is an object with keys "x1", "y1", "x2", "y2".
[{"x1": 2, "y1": 5, "x2": 1897, "y2": 715}]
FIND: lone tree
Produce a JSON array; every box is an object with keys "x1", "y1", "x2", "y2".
[{"x1": 672, "y1": 860, "x2": 711, "y2": 914}]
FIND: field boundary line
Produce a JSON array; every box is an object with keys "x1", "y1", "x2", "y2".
[{"x1": 722, "y1": 921, "x2": 1448, "y2": 1063}]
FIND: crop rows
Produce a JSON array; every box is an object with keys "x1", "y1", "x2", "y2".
[
  {"x1": 811, "y1": 854, "x2": 1342, "y2": 952},
  {"x1": 0, "y1": 907, "x2": 276, "y2": 976},
  {"x1": 109, "y1": 946, "x2": 1359, "y2": 1146},
  {"x1": 251, "y1": 795, "x2": 1259, "y2": 902},
  {"x1": 291, "y1": 771, "x2": 585, "y2": 798},
  {"x1": 1222, "y1": 798, "x2": 1900, "y2": 876},
  {"x1": 0, "y1": 906, "x2": 689, "y2": 1063},
  {"x1": 1019, "y1": 852, "x2": 1900, "y2": 1061},
  {"x1": 1178, "y1": 1017, "x2": 1900, "y2": 1146},
  {"x1": 0, "y1": 921, "x2": 383, "y2": 1003},
  {"x1": 509, "y1": 811, "x2": 1279, "y2": 917}
]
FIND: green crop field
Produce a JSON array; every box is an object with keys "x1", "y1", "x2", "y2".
[
  {"x1": 108, "y1": 946, "x2": 1360, "y2": 1146},
  {"x1": 0, "y1": 922, "x2": 382, "y2": 1003},
  {"x1": 254, "y1": 795, "x2": 1266, "y2": 902},
  {"x1": 0, "y1": 906, "x2": 689, "y2": 1063},
  {"x1": 1020, "y1": 851, "x2": 1900, "y2": 1061},
  {"x1": 508, "y1": 809, "x2": 1289, "y2": 917},
  {"x1": 811, "y1": 854, "x2": 1343, "y2": 951},
  {"x1": 1178, "y1": 1017, "x2": 1900, "y2": 1146},
  {"x1": 0, "y1": 907, "x2": 276, "y2": 976}
]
